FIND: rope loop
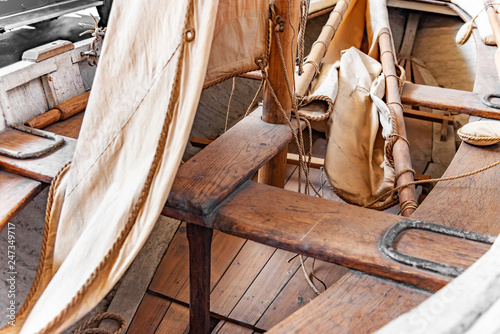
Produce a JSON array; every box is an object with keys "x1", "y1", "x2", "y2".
[{"x1": 71, "y1": 312, "x2": 126, "y2": 334}]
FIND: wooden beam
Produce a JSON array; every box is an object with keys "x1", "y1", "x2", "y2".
[
  {"x1": 187, "y1": 223, "x2": 213, "y2": 334},
  {"x1": 379, "y1": 28, "x2": 418, "y2": 216},
  {"x1": 210, "y1": 181, "x2": 489, "y2": 292},
  {"x1": 259, "y1": 0, "x2": 300, "y2": 188},
  {"x1": 403, "y1": 108, "x2": 454, "y2": 123},
  {"x1": 165, "y1": 109, "x2": 304, "y2": 218},
  {"x1": 401, "y1": 82, "x2": 500, "y2": 119}
]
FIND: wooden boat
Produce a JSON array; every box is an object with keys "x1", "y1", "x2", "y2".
[{"x1": 1, "y1": 0, "x2": 500, "y2": 333}]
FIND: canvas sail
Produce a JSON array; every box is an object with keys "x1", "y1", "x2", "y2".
[
  {"x1": 300, "y1": 0, "x2": 398, "y2": 209},
  {"x1": 0, "y1": 0, "x2": 268, "y2": 333}
]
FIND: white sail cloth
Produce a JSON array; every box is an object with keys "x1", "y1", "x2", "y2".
[
  {"x1": 452, "y1": 0, "x2": 499, "y2": 46},
  {"x1": 301, "y1": 0, "x2": 397, "y2": 208},
  {"x1": 0, "y1": 0, "x2": 268, "y2": 333},
  {"x1": 375, "y1": 237, "x2": 500, "y2": 334}
]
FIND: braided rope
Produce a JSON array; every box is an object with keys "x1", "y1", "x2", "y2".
[
  {"x1": 17, "y1": 162, "x2": 71, "y2": 318},
  {"x1": 39, "y1": 1, "x2": 194, "y2": 332},
  {"x1": 71, "y1": 312, "x2": 126, "y2": 334}
]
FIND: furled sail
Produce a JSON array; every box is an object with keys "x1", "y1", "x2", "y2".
[
  {"x1": 299, "y1": 0, "x2": 399, "y2": 209},
  {"x1": 0, "y1": 0, "x2": 268, "y2": 333}
]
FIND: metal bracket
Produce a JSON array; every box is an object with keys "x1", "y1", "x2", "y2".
[
  {"x1": 0, "y1": 124, "x2": 64, "y2": 159},
  {"x1": 379, "y1": 219, "x2": 496, "y2": 277},
  {"x1": 481, "y1": 93, "x2": 500, "y2": 109}
]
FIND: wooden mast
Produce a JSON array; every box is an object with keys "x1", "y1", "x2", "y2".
[
  {"x1": 258, "y1": 0, "x2": 300, "y2": 188},
  {"x1": 379, "y1": 29, "x2": 418, "y2": 216}
]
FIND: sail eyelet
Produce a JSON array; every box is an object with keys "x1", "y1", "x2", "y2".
[{"x1": 184, "y1": 28, "x2": 195, "y2": 42}]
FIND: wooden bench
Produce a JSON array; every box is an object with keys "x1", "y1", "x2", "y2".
[{"x1": 161, "y1": 6, "x2": 500, "y2": 333}]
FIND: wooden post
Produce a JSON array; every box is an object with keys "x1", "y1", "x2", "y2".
[
  {"x1": 258, "y1": 0, "x2": 300, "y2": 188},
  {"x1": 379, "y1": 28, "x2": 418, "y2": 217},
  {"x1": 187, "y1": 223, "x2": 213, "y2": 334}
]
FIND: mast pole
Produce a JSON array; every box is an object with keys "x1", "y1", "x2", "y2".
[{"x1": 258, "y1": 0, "x2": 300, "y2": 188}]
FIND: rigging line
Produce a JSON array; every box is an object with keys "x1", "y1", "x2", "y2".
[{"x1": 225, "y1": 77, "x2": 236, "y2": 132}]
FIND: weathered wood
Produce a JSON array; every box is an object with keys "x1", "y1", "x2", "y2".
[
  {"x1": 226, "y1": 248, "x2": 302, "y2": 327},
  {"x1": 286, "y1": 153, "x2": 324, "y2": 169},
  {"x1": 0, "y1": 128, "x2": 76, "y2": 183},
  {"x1": 155, "y1": 302, "x2": 190, "y2": 334},
  {"x1": 399, "y1": 12, "x2": 420, "y2": 58},
  {"x1": 212, "y1": 321, "x2": 254, "y2": 334},
  {"x1": 26, "y1": 90, "x2": 90, "y2": 129},
  {"x1": 401, "y1": 83, "x2": 500, "y2": 119},
  {"x1": 126, "y1": 293, "x2": 170, "y2": 334},
  {"x1": 210, "y1": 181, "x2": 489, "y2": 291},
  {"x1": 164, "y1": 108, "x2": 304, "y2": 219},
  {"x1": 210, "y1": 241, "x2": 276, "y2": 317},
  {"x1": 403, "y1": 108, "x2": 454, "y2": 124},
  {"x1": 255, "y1": 258, "x2": 349, "y2": 331},
  {"x1": 0, "y1": 171, "x2": 41, "y2": 230},
  {"x1": 187, "y1": 223, "x2": 213, "y2": 334},
  {"x1": 259, "y1": 0, "x2": 300, "y2": 188},
  {"x1": 267, "y1": 271, "x2": 430, "y2": 334},
  {"x1": 379, "y1": 28, "x2": 418, "y2": 216},
  {"x1": 22, "y1": 40, "x2": 74, "y2": 63},
  {"x1": 44, "y1": 112, "x2": 84, "y2": 139}
]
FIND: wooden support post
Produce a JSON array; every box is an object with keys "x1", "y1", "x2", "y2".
[
  {"x1": 258, "y1": 0, "x2": 300, "y2": 188},
  {"x1": 187, "y1": 223, "x2": 213, "y2": 334},
  {"x1": 379, "y1": 28, "x2": 418, "y2": 217}
]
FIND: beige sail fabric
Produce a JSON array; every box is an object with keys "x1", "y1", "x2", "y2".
[
  {"x1": 309, "y1": 0, "x2": 338, "y2": 14},
  {"x1": 452, "y1": 0, "x2": 497, "y2": 46},
  {"x1": 375, "y1": 237, "x2": 500, "y2": 334},
  {"x1": 0, "y1": 0, "x2": 268, "y2": 333},
  {"x1": 301, "y1": 0, "x2": 396, "y2": 208},
  {"x1": 204, "y1": 0, "x2": 269, "y2": 88},
  {"x1": 324, "y1": 47, "x2": 395, "y2": 208}
]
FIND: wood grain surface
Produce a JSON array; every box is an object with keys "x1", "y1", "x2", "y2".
[{"x1": 0, "y1": 171, "x2": 41, "y2": 229}]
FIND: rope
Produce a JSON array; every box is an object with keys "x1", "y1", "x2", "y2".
[
  {"x1": 225, "y1": 77, "x2": 236, "y2": 132},
  {"x1": 245, "y1": 78, "x2": 265, "y2": 117},
  {"x1": 71, "y1": 313, "x2": 126, "y2": 334},
  {"x1": 296, "y1": 94, "x2": 334, "y2": 122},
  {"x1": 297, "y1": 0, "x2": 309, "y2": 75},
  {"x1": 364, "y1": 158, "x2": 500, "y2": 210},
  {"x1": 39, "y1": 1, "x2": 195, "y2": 331}
]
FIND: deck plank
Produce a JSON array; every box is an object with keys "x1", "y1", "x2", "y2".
[
  {"x1": 0, "y1": 171, "x2": 41, "y2": 229},
  {"x1": 126, "y1": 293, "x2": 171, "y2": 334},
  {"x1": 227, "y1": 248, "x2": 302, "y2": 326},
  {"x1": 155, "y1": 302, "x2": 190, "y2": 334},
  {"x1": 210, "y1": 241, "x2": 276, "y2": 317},
  {"x1": 0, "y1": 128, "x2": 76, "y2": 183},
  {"x1": 256, "y1": 258, "x2": 349, "y2": 331},
  {"x1": 266, "y1": 271, "x2": 430, "y2": 334}
]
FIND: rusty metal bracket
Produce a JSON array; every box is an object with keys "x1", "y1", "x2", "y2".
[
  {"x1": 379, "y1": 219, "x2": 497, "y2": 277},
  {"x1": 0, "y1": 123, "x2": 64, "y2": 159}
]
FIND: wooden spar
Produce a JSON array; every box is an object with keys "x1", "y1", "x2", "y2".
[
  {"x1": 484, "y1": 0, "x2": 500, "y2": 81},
  {"x1": 378, "y1": 28, "x2": 418, "y2": 217},
  {"x1": 25, "y1": 91, "x2": 90, "y2": 129},
  {"x1": 295, "y1": 0, "x2": 351, "y2": 96},
  {"x1": 258, "y1": 0, "x2": 300, "y2": 188}
]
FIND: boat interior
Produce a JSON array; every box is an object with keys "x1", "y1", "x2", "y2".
[{"x1": 1, "y1": 0, "x2": 500, "y2": 333}]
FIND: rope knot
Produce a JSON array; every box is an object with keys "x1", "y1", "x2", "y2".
[{"x1": 275, "y1": 15, "x2": 285, "y2": 32}]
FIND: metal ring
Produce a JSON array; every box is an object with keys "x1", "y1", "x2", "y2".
[
  {"x1": 379, "y1": 219, "x2": 496, "y2": 277},
  {"x1": 481, "y1": 93, "x2": 500, "y2": 109},
  {"x1": 0, "y1": 124, "x2": 65, "y2": 159}
]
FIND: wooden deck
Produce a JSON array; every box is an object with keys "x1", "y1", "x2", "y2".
[{"x1": 127, "y1": 136, "x2": 433, "y2": 333}]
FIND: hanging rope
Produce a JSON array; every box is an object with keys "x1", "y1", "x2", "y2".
[
  {"x1": 71, "y1": 312, "x2": 126, "y2": 334},
  {"x1": 225, "y1": 77, "x2": 236, "y2": 132}
]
